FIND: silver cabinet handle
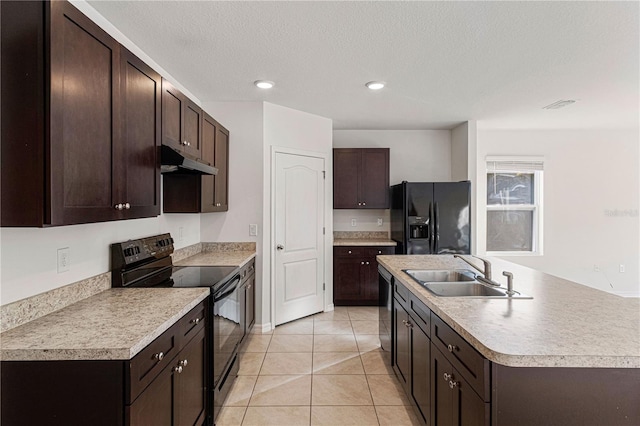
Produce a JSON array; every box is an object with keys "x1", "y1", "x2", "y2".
[
  {"x1": 362, "y1": 202, "x2": 366, "y2": 206},
  {"x1": 447, "y1": 344, "x2": 458, "y2": 353},
  {"x1": 154, "y1": 352, "x2": 164, "y2": 361},
  {"x1": 124, "y1": 202, "x2": 130, "y2": 210},
  {"x1": 179, "y1": 359, "x2": 188, "y2": 367},
  {"x1": 361, "y1": 261, "x2": 365, "y2": 265},
  {"x1": 443, "y1": 372, "x2": 452, "y2": 381},
  {"x1": 114, "y1": 203, "x2": 123, "y2": 210},
  {"x1": 173, "y1": 365, "x2": 183, "y2": 374},
  {"x1": 348, "y1": 250, "x2": 352, "y2": 254},
  {"x1": 277, "y1": 244, "x2": 284, "y2": 250},
  {"x1": 190, "y1": 318, "x2": 200, "y2": 325},
  {"x1": 247, "y1": 284, "x2": 252, "y2": 289},
  {"x1": 365, "y1": 261, "x2": 370, "y2": 265},
  {"x1": 378, "y1": 251, "x2": 382, "y2": 254},
  {"x1": 449, "y1": 380, "x2": 459, "y2": 389}
]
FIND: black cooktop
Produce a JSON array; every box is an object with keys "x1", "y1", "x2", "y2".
[{"x1": 169, "y1": 266, "x2": 239, "y2": 289}]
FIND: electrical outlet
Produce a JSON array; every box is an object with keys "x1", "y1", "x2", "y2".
[
  {"x1": 57, "y1": 247, "x2": 70, "y2": 273},
  {"x1": 351, "y1": 218, "x2": 357, "y2": 227},
  {"x1": 249, "y1": 224, "x2": 258, "y2": 236},
  {"x1": 619, "y1": 264, "x2": 625, "y2": 273},
  {"x1": 178, "y1": 227, "x2": 184, "y2": 242},
  {"x1": 377, "y1": 218, "x2": 383, "y2": 226},
  {"x1": 593, "y1": 264, "x2": 600, "y2": 272}
]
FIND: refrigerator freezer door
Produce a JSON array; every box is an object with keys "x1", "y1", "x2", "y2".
[{"x1": 433, "y1": 182, "x2": 471, "y2": 254}]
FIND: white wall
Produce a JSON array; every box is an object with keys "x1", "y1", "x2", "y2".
[
  {"x1": 333, "y1": 130, "x2": 451, "y2": 232},
  {"x1": 476, "y1": 129, "x2": 640, "y2": 296},
  {"x1": 263, "y1": 103, "x2": 334, "y2": 327}
]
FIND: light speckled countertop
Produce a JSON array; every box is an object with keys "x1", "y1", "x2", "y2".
[
  {"x1": 334, "y1": 239, "x2": 397, "y2": 247},
  {"x1": 0, "y1": 288, "x2": 209, "y2": 361},
  {"x1": 377, "y1": 255, "x2": 640, "y2": 369}
]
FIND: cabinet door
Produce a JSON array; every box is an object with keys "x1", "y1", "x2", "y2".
[
  {"x1": 359, "y1": 149, "x2": 390, "y2": 209},
  {"x1": 119, "y1": 48, "x2": 161, "y2": 219},
  {"x1": 246, "y1": 273, "x2": 256, "y2": 332},
  {"x1": 333, "y1": 256, "x2": 364, "y2": 304},
  {"x1": 183, "y1": 99, "x2": 202, "y2": 159},
  {"x1": 129, "y1": 362, "x2": 172, "y2": 426},
  {"x1": 333, "y1": 149, "x2": 360, "y2": 208},
  {"x1": 431, "y1": 343, "x2": 454, "y2": 426},
  {"x1": 48, "y1": 1, "x2": 121, "y2": 225},
  {"x1": 214, "y1": 125, "x2": 230, "y2": 211},
  {"x1": 393, "y1": 302, "x2": 410, "y2": 392},
  {"x1": 411, "y1": 321, "x2": 430, "y2": 423},
  {"x1": 174, "y1": 329, "x2": 206, "y2": 426},
  {"x1": 201, "y1": 112, "x2": 217, "y2": 212},
  {"x1": 454, "y1": 377, "x2": 490, "y2": 426},
  {"x1": 161, "y1": 79, "x2": 184, "y2": 152}
]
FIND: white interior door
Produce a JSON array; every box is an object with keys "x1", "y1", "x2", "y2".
[{"x1": 274, "y1": 151, "x2": 325, "y2": 326}]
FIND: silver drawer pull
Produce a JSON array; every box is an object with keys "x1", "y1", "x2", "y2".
[
  {"x1": 154, "y1": 352, "x2": 164, "y2": 361},
  {"x1": 449, "y1": 380, "x2": 459, "y2": 389},
  {"x1": 190, "y1": 318, "x2": 200, "y2": 325},
  {"x1": 447, "y1": 344, "x2": 458, "y2": 353},
  {"x1": 173, "y1": 365, "x2": 183, "y2": 374},
  {"x1": 443, "y1": 372, "x2": 452, "y2": 382},
  {"x1": 179, "y1": 359, "x2": 188, "y2": 367}
]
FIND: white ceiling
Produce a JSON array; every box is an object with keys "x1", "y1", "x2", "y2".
[{"x1": 88, "y1": 1, "x2": 639, "y2": 130}]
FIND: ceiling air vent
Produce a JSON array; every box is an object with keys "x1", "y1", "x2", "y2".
[{"x1": 543, "y1": 100, "x2": 576, "y2": 110}]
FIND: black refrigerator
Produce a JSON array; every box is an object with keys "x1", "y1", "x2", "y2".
[{"x1": 390, "y1": 181, "x2": 471, "y2": 254}]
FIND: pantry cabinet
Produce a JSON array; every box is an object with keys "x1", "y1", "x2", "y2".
[{"x1": 1, "y1": 0, "x2": 160, "y2": 226}]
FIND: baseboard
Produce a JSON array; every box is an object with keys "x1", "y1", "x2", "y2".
[
  {"x1": 325, "y1": 303, "x2": 335, "y2": 312},
  {"x1": 253, "y1": 322, "x2": 273, "y2": 333}
]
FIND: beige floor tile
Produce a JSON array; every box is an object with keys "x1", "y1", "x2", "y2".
[
  {"x1": 375, "y1": 405, "x2": 423, "y2": 426},
  {"x1": 313, "y1": 307, "x2": 350, "y2": 321},
  {"x1": 351, "y1": 320, "x2": 379, "y2": 335},
  {"x1": 314, "y1": 320, "x2": 353, "y2": 335},
  {"x1": 249, "y1": 375, "x2": 312, "y2": 406},
  {"x1": 216, "y1": 406, "x2": 246, "y2": 426},
  {"x1": 268, "y1": 334, "x2": 314, "y2": 353},
  {"x1": 311, "y1": 406, "x2": 379, "y2": 425},
  {"x1": 225, "y1": 375, "x2": 258, "y2": 407},
  {"x1": 311, "y1": 375, "x2": 373, "y2": 406},
  {"x1": 347, "y1": 307, "x2": 379, "y2": 321},
  {"x1": 242, "y1": 406, "x2": 311, "y2": 426},
  {"x1": 313, "y1": 352, "x2": 364, "y2": 375},
  {"x1": 260, "y1": 352, "x2": 313, "y2": 375},
  {"x1": 240, "y1": 334, "x2": 273, "y2": 353},
  {"x1": 355, "y1": 334, "x2": 382, "y2": 353},
  {"x1": 274, "y1": 318, "x2": 314, "y2": 335},
  {"x1": 360, "y1": 351, "x2": 394, "y2": 374},
  {"x1": 367, "y1": 374, "x2": 411, "y2": 405},
  {"x1": 313, "y1": 334, "x2": 359, "y2": 352},
  {"x1": 238, "y1": 352, "x2": 266, "y2": 376}
]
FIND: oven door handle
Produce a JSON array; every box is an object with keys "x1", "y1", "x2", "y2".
[{"x1": 213, "y1": 275, "x2": 241, "y2": 302}]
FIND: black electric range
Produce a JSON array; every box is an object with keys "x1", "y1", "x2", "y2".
[{"x1": 110, "y1": 233, "x2": 243, "y2": 426}]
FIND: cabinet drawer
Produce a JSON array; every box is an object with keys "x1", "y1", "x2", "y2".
[
  {"x1": 129, "y1": 321, "x2": 181, "y2": 403},
  {"x1": 241, "y1": 260, "x2": 255, "y2": 281},
  {"x1": 409, "y1": 293, "x2": 430, "y2": 337},
  {"x1": 366, "y1": 246, "x2": 395, "y2": 257},
  {"x1": 179, "y1": 301, "x2": 207, "y2": 345},
  {"x1": 394, "y1": 281, "x2": 410, "y2": 307},
  {"x1": 334, "y1": 247, "x2": 363, "y2": 257},
  {"x1": 431, "y1": 313, "x2": 489, "y2": 401}
]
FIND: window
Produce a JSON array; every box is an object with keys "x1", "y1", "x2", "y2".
[{"x1": 486, "y1": 157, "x2": 543, "y2": 255}]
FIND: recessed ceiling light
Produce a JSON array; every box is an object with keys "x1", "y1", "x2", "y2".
[
  {"x1": 254, "y1": 80, "x2": 275, "y2": 89},
  {"x1": 543, "y1": 100, "x2": 576, "y2": 110},
  {"x1": 365, "y1": 81, "x2": 386, "y2": 90}
]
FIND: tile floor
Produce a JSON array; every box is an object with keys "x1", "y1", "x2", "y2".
[{"x1": 216, "y1": 306, "x2": 422, "y2": 426}]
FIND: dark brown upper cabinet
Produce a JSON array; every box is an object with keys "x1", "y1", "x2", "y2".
[
  {"x1": 0, "y1": 1, "x2": 161, "y2": 226},
  {"x1": 162, "y1": 79, "x2": 202, "y2": 160},
  {"x1": 163, "y1": 112, "x2": 229, "y2": 213},
  {"x1": 333, "y1": 148, "x2": 390, "y2": 209}
]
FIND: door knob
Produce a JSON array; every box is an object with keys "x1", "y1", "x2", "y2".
[{"x1": 276, "y1": 244, "x2": 284, "y2": 250}]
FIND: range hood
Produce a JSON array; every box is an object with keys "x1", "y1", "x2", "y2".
[{"x1": 160, "y1": 145, "x2": 218, "y2": 175}]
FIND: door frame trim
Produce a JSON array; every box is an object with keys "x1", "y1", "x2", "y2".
[{"x1": 270, "y1": 146, "x2": 330, "y2": 329}]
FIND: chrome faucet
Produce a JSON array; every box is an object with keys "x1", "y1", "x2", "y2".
[{"x1": 453, "y1": 255, "x2": 498, "y2": 286}]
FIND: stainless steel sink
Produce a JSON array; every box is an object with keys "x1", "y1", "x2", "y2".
[
  {"x1": 423, "y1": 282, "x2": 533, "y2": 299},
  {"x1": 403, "y1": 269, "x2": 476, "y2": 283}
]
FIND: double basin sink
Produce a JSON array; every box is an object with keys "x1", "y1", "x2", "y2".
[{"x1": 403, "y1": 269, "x2": 533, "y2": 299}]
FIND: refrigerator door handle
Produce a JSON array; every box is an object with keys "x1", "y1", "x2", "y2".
[
  {"x1": 434, "y1": 202, "x2": 439, "y2": 254},
  {"x1": 428, "y1": 202, "x2": 435, "y2": 253}
]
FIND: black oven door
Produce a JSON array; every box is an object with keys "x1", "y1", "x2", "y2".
[{"x1": 212, "y1": 274, "x2": 243, "y2": 387}]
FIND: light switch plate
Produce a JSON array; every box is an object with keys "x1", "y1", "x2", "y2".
[
  {"x1": 351, "y1": 219, "x2": 357, "y2": 227},
  {"x1": 249, "y1": 224, "x2": 258, "y2": 236},
  {"x1": 57, "y1": 247, "x2": 70, "y2": 273}
]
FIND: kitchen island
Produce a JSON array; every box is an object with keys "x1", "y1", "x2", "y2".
[{"x1": 378, "y1": 254, "x2": 640, "y2": 425}]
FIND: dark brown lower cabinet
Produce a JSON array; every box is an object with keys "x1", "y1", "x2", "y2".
[
  {"x1": 1, "y1": 302, "x2": 207, "y2": 426},
  {"x1": 334, "y1": 246, "x2": 394, "y2": 305},
  {"x1": 431, "y1": 343, "x2": 489, "y2": 426}
]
